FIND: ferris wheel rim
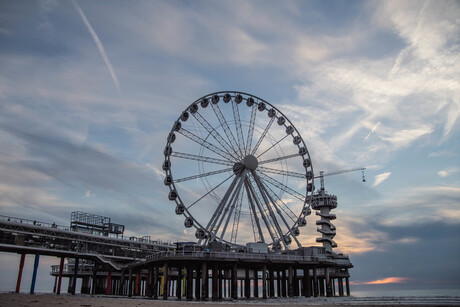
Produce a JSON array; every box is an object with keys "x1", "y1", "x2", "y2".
[{"x1": 163, "y1": 91, "x2": 315, "y2": 249}]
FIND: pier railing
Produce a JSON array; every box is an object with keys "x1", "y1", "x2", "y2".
[{"x1": 146, "y1": 250, "x2": 335, "y2": 263}]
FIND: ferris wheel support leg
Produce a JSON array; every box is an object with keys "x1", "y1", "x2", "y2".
[
  {"x1": 251, "y1": 172, "x2": 288, "y2": 249},
  {"x1": 245, "y1": 181, "x2": 265, "y2": 242},
  {"x1": 218, "y1": 172, "x2": 246, "y2": 240},
  {"x1": 255, "y1": 173, "x2": 302, "y2": 248},
  {"x1": 245, "y1": 178, "x2": 277, "y2": 244},
  {"x1": 204, "y1": 173, "x2": 242, "y2": 240}
]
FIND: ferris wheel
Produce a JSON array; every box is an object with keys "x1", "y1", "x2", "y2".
[{"x1": 163, "y1": 91, "x2": 314, "y2": 251}]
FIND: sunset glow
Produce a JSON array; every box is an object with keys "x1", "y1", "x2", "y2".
[{"x1": 352, "y1": 277, "x2": 410, "y2": 285}]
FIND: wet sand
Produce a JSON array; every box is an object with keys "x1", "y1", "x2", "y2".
[{"x1": 1, "y1": 293, "x2": 459, "y2": 306}]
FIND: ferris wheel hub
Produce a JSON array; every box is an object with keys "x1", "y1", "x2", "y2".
[{"x1": 243, "y1": 154, "x2": 258, "y2": 170}]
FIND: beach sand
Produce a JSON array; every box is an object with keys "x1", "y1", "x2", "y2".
[{"x1": 1, "y1": 293, "x2": 459, "y2": 307}]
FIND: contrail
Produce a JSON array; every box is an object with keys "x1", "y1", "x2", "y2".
[{"x1": 71, "y1": 0, "x2": 120, "y2": 94}]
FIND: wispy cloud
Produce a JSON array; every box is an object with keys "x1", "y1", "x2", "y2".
[
  {"x1": 352, "y1": 277, "x2": 410, "y2": 285},
  {"x1": 438, "y1": 167, "x2": 459, "y2": 178},
  {"x1": 373, "y1": 172, "x2": 391, "y2": 187},
  {"x1": 71, "y1": 0, "x2": 121, "y2": 94}
]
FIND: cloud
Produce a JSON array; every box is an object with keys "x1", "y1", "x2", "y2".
[
  {"x1": 438, "y1": 167, "x2": 459, "y2": 178},
  {"x1": 429, "y1": 150, "x2": 457, "y2": 158},
  {"x1": 352, "y1": 277, "x2": 410, "y2": 285},
  {"x1": 373, "y1": 172, "x2": 391, "y2": 187},
  {"x1": 71, "y1": 0, "x2": 121, "y2": 94},
  {"x1": 364, "y1": 122, "x2": 380, "y2": 141},
  {"x1": 381, "y1": 126, "x2": 433, "y2": 148}
]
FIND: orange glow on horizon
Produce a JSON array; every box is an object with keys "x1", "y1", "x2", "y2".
[{"x1": 351, "y1": 277, "x2": 409, "y2": 285}]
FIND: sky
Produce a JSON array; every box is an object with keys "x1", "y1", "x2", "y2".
[{"x1": 0, "y1": 0, "x2": 459, "y2": 294}]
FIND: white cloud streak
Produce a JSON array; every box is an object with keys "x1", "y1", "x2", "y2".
[
  {"x1": 71, "y1": 0, "x2": 120, "y2": 94},
  {"x1": 438, "y1": 167, "x2": 459, "y2": 178},
  {"x1": 373, "y1": 172, "x2": 391, "y2": 187}
]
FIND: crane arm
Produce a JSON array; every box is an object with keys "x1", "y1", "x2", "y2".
[
  {"x1": 314, "y1": 167, "x2": 366, "y2": 179},
  {"x1": 314, "y1": 167, "x2": 366, "y2": 190}
]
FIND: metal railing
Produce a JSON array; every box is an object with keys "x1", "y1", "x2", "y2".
[
  {"x1": 0, "y1": 214, "x2": 174, "y2": 247},
  {"x1": 146, "y1": 250, "x2": 336, "y2": 263}
]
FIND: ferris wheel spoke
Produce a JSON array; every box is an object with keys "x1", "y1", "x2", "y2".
[
  {"x1": 175, "y1": 167, "x2": 232, "y2": 183},
  {"x1": 244, "y1": 180, "x2": 265, "y2": 243},
  {"x1": 257, "y1": 171, "x2": 306, "y2": 202},
  {"x1": 171, "y1": 151, "x2": 233, "y2": 167},
  {"x1": 245, "y1": 178, "x2": 276, "y2": 243},
  {"x1": 205, "y1": 170, "x2": 244, "y2": 237},
  {"x1": 252, "y1": 171, "x2": 302, "y2": 248},
  {"x1": 250, "y1": 171, "x2": 289, "y2": 249},
  {"x1": 245, "y1": 104, "x2": 257, "y2": 155},
  {"x1": 211, "y1": 102, "x2": 242, "y2": 159},
  {"x1": 257, "y1": 166, "x2": 306, "y2": 179},
  {"x1": 258, "y1": 153, "x2": 300, "y2": 165},
  {"x1": 191, "y1": 111, "x2": 239, "y2": 160},
  {"x1": 186, "y1": 173, "x2": 234, "y2": 210},
  {"x1": 229, "y1": 184, "x2": 244, "y2": 244},
  {"x1": 257, "y1": 173, "x2": 298, "y2": 223},
  {"x1": 256, "y1": 134, "x2": 289, "y2": 159},
  {"x1": 231, "y1": 100, "x2": 245, "y2": 157},
  {"x1": 177, "y1": 128, "x2": 235, "y2": 161},
  {"x1": 211, "y1": 170, "x2": 247, "y2": 241},
  {"x1": 251, "y1": 116, "x2": 275, "y2": 155}
]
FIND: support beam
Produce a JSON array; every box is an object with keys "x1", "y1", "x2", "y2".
[
  {"x1": 106, "y1": 272, "x2": 112, "y2": 295},
  {"x1": 293, "y1": 267, "x2": 299, "y2": 296},
  {"x1": 147, "y1": 267, "x2": 153, "y2": 298},
  {"x1": 56, "y1": 257, "x2": 64, "y2": 295},
  {"x1": 92, "y1": 267, "x2": 98, "y2": 295},
  {"x1": 326, "y1": 268, "x2": 332, "y2": 297},
  {"x1": 30, "y1": 254, "x2": 40, "y2": 294},
  {"x1": 177, "y1": 267, "x2": 182, "y2": 300},
  {"x1": 163, "y1": 263, "x2": 169, "y2": 300},
  {"x1": 313, "y1": 267, "x2": 318, "y2": 297},
  {"x1": 319, "y1": 278, "x2": 325, "y2": 296},
  {"x1": 53, "y1": 276, "x2": 57, "y2": 293},
  {"x1": 195, "y1": 267, "x2": 201, "y2": 300},
  {"x1": 135, "y1": 273, "x2": 140, "y2": 296},
  {"x1": 303, "y1": 268, "x2": 311, "y2": 297},
  {"x1": 15, "y1": 253, "x2": 26, "y2": 293},
  {"x1": 128, "y1": 269, "x2": 133, "y2": 297},
  {"x1": 118, "y1": 270, "x2": 125, "y2": 296},
  {"x1": 186, "y1": 266, "x2": 193, "y2": 300},
  {"x1": 212, "y1": 265, "x2": 218, "y2": 300},
  {"x1": 277, "y1": 270, "x2": 281, "y2": 297},
  {"x1": 244, "y1": 269, "x2": 250, "y2": 298},
  {"x1": 218, "y1": 269, "x2": 223, "y2": 299},
  {"x1": 268, "y1": 268, "x2": 274, "y2": 298},
  {"x1": 281, "y1": 269, "x2": 287, "y2": 297},
  {"x1": 288, "y1": 265, "x2": 293, "y2": 297},
  {"x1": 71, "y1": 258, "x2": 78, "y2": 295},
  {"x1": 338, "y1": 277, "x2": 344, "y2": 296},
  {"x1": 153, "y1": 266, "x2": 159, "y2": 299},
  {"x1": 254, "y1": 269, "x2": 259, "y2": 298},
  {"x1": 262, "y1": 265, "x2": 267, "y2": 299},
  {"x1": 346, "y1": 277, "x2": 350, "y2": 296},
  {"x1": 332, "y1": 278, "x2": 336, "y2": 296},
  {"x1": 231, "y1": 264, "x2": 238, "y2": 299},
  {"x1": 201, "y1": 262, "x2": 208, "y2": 300}
]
